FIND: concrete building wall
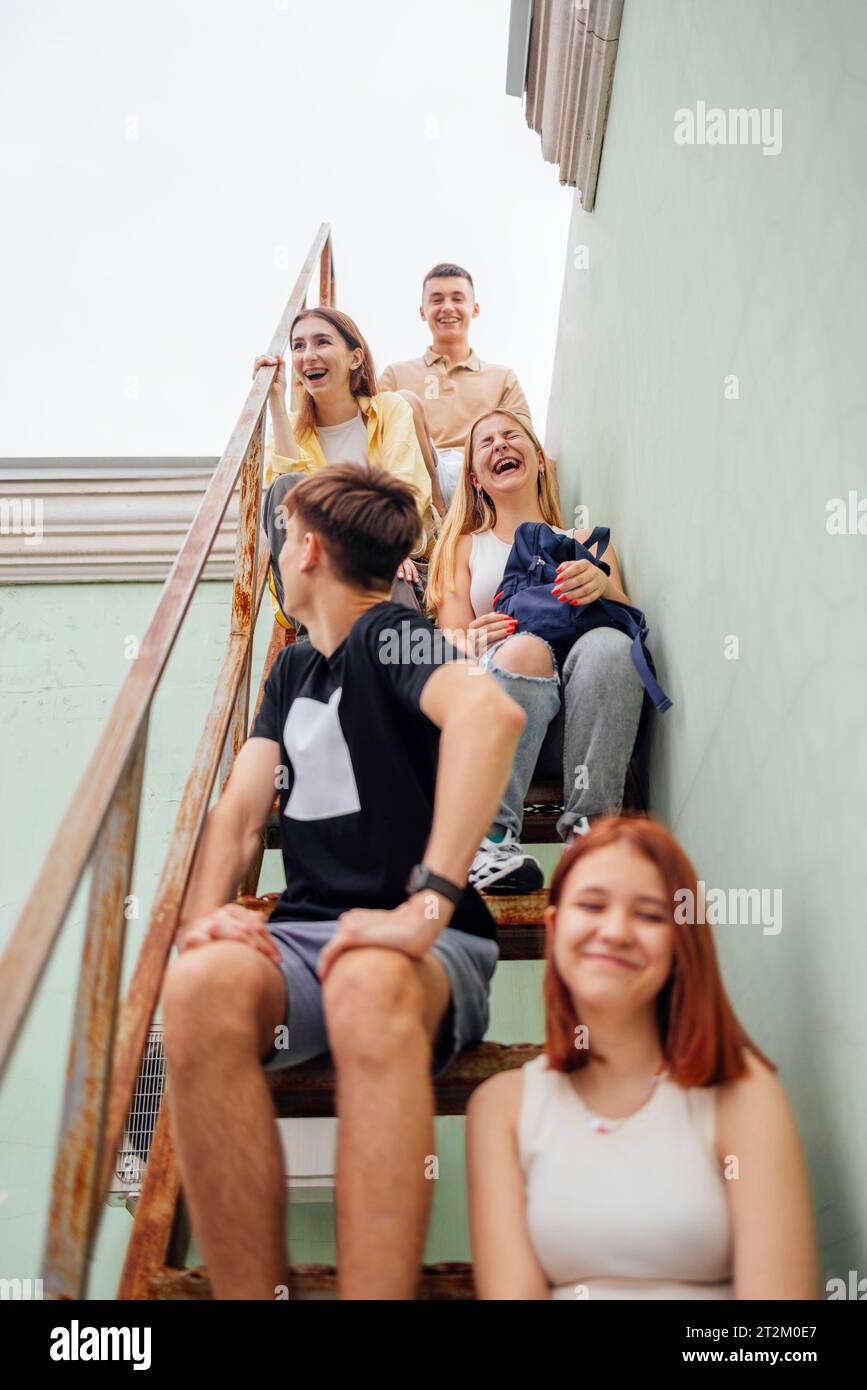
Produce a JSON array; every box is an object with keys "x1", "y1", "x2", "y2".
[{"x1": 544, "y1": 0, "x2": 867, "y2": 1284}]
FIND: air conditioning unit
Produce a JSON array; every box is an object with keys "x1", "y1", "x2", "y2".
[{"x1": 106, "y1": 1024, "x2": 336, "y2": 1205}]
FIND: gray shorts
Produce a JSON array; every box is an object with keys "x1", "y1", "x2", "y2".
[{"x1": 261, "y1": 919, "x2": 499, "y2": 1078}]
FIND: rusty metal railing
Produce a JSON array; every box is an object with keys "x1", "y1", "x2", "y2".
[{"x1": 0, "y1": 224, "x2": 335, "y2": 1298}]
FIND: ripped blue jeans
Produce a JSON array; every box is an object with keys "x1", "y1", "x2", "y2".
[
  {"x1": 479, "y1": 628, "x2": 647, "y2": 841},
  {"x1": 478, "y1": 635, "x2": 561, "y2": 841}
]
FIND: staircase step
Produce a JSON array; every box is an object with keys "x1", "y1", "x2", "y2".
[
  {"x1": 269, "y1": 1041, "x2": 543, "y2": 1118},
  {"x1": 265, "y1": 783, "x2": 567, "y2": 849},
  {"x1": 237, "y1": 891, "x2": 548, "y2": 959},
  {"x1": 485, "y1": 891, "x2": 547, "y2": 956},
  {"x1": 149, "y1": 1261, "x2": 475, "y2": 1300}
]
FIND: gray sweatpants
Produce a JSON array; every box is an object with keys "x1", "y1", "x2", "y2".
[{"x1": 480, "y1": 627, "x2": 646, "y2": 842}]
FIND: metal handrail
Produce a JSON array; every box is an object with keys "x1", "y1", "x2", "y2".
[{"x1": 0, "y1": 224, "x2": 335, "y2": 1296}]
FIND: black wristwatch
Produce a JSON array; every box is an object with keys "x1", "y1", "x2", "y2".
[{"x1": 405, "y1": 864, "x2": 464, "y2": 907}]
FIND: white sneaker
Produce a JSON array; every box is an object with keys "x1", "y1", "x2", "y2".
[
  {"x1": 562, "y1": 817, "x2": 592, "y2": 852},
  {"x1": 469, "y1": 831, "x2": 544, "y2": 895}
]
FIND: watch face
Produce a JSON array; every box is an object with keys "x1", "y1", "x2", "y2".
[{"x1": 408, "y1": 865, "x2": 426, "y2": 892}]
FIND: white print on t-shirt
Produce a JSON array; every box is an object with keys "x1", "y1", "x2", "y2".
[{"x1": 282, "y1": 687, "x2": 361, "y2": 821}]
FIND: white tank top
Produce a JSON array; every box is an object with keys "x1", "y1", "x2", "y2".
[
  {"x1": 468, "y1": 525, "x2": 572, "y2": 617},
  {"x1": 518, "y1": 1054, "x2": 734, "y2": 1300},
  {"x1": 315, "y1": 410, "x2": 369, "y2": 467}
]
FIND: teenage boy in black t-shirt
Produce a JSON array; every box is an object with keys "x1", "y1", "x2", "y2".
[{"x1": 162, "y1": 463, "x2": 525, "y2": 1300}]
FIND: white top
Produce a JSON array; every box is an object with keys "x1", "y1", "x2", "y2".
[
  {"x1": 468, "y1": 524, "x2": 572, "y2": 617},
  {"x1": 518, "y1": 1053, "x2": 734, "y2": 1300},
  {"x1": 434, "y1": 447, "x2": 465, "y2": 512},
  {"x1": 315, "y1": 410, "x2": 369, "y2": 467}
]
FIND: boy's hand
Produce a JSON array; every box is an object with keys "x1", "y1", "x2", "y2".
[
  {"x1": 317, "y1": 894, "x2": 453, "y2": 982},
  {"x1": 552, "y1": 558, "x2": 608, "y2": 605},
  {"x1": 178, "y1": 903, "x2": 282, "y2": 967}
]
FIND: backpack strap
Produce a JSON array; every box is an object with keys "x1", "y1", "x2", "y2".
[
  {"x1": 581, "y1": 526, "x2": 611, "y2": 563},
  {"x1": 598, "y1": 599, "x2": 673, "y2": 713}
]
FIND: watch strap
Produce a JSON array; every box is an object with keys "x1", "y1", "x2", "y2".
[{"x1": 405, "y1": 864, "x2": 463, "y2": 907}]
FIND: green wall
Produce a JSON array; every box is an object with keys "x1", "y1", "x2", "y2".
[
  {"x1": 545, "y1": 0, "x2": 867, "y2": 1286},
  {"x1": 0, "y1": 581, "x2": 267, "y2": 1293}
]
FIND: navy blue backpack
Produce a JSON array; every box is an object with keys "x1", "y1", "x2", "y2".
[{"x1": 493, "y1": 521, "x2": 672, "y2": 713}]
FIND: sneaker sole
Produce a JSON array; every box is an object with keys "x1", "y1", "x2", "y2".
[{"x1": 477, "y1": 860, "x2": 545, "y2": 896}]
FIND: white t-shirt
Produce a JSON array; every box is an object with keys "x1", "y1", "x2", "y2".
[
  {"x1": 469, "y1": 525, "x2": 574, "y2": 616},
  {"x1": 316, "y1": 411, "x2": 369, "y2": 467}
]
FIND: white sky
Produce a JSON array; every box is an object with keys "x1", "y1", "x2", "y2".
[{"x1": 0, "y1": 0, "x2": 573, "y2": 459}]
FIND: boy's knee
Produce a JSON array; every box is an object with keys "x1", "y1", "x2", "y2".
[
  {"x1": 163, "y1": 944, "x2": 267, "y2": 1069},
  {"x1": 492, "y1": 633, "x2": 555, "y2": 678},
  {"x1": 397, "y1": 388, "x2": 428, "y2": 430},
  {"x1": 323, "y1": 947, "x2": 425, "y2": 1061}
]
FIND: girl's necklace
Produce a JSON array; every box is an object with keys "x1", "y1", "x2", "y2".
[{"x1": 572, "y1": 1064, "x2": 667, "y2": 1135}]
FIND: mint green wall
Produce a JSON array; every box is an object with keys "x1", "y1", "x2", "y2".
[
  {"x1": 545, "y1": 0, "x2": 867, "y2": 1285},
  {"x1": 0, "y1": 581, "x2": 272, "y2": 1293},
  {"x1": 0, "y1": 581, "x2": 548, "y2": 1293}
]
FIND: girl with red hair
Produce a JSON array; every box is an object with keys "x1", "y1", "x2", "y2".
[{"x1": 466, "y1": 816, "x2": 817, "y2": 1299}]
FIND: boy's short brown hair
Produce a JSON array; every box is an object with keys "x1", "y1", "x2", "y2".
[
  {"x1": 423, "y1": 263, "x2": 474, "y2": 294},
  {"x1": 283, "y1": 463, "x2": 423, "y2": 590}
]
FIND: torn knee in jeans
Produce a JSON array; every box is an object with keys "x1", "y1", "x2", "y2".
[{"x1": 490, "y1": 633, "x2": 557, "y2": 680}]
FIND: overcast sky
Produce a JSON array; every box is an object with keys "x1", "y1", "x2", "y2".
[{"x1": 0, "y1": 0, "x2": 573, "y2": 459}]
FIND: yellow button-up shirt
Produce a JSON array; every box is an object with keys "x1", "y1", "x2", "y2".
[
  {"x1": 265, "y1": 391, "x2": 432, "y2": 507},
  {"x1": 264, "y1": 391, "x2": 435, "y2": 628}
]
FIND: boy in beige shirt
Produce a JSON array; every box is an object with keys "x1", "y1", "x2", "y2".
[{"x1": 380, "y1": 263, "x2": 532, "y2": 511}]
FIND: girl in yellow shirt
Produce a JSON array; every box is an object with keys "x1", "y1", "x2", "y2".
[{"x1": 255, "y1": 307, "x2": 438, "y2": 627}]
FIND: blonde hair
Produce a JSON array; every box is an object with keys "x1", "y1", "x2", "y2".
[{"x1": 426, "y1": 409, "x2": 562, "y2": 613}]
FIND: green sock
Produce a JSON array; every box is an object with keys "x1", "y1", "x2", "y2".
[{"x1": 487, "y1": 829, "x2": 506, "y2": 844}]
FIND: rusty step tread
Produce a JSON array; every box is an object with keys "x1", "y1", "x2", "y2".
[
  {"x1": 149, "y1": 1261, "x2": 475, "y2": 1301},
  {"x1": 237, "y1": 890, "x2": 549, "y2": 959},
  {"x1": 269, "y1": 1041, "x2": 543, "y2": 1119},
  {"x1": 268, "y1": 781, "x2": 564, "y2": 816},
  {"x1": 265, "y1": 782, "x2": 566, "y2": 848}
]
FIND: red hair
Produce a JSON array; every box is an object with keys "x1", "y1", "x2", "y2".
[{"x1": 543, "y1": 815, "x2": 772, "y2": 1086}]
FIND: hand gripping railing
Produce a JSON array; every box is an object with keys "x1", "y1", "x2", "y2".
[{"x1": 0, "y1": 224, "x2": 335, "y2": 1298}]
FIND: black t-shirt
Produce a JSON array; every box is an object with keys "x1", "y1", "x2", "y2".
[{"x1": 250, "y1": 601, "x2": 496, "y2": 941}]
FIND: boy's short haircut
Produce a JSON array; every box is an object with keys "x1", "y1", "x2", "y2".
[
  {"x1": 284, "y1": 463, "x2": 423, "y2": 590},
  {"x1": 423, "y1": 263, "x2": 475, "y2": 294}
]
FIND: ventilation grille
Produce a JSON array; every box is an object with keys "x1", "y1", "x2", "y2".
[{"x1": 109, "y1": 1025, "x2": 165, "y2": 1195}]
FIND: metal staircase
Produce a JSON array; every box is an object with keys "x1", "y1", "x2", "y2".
[{"x1": 0, "y1": 225, "x2": 642, "y2": 1301}]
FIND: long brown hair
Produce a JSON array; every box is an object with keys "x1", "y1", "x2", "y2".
[
  {"x1": 290, "y1": 307, "x2": 378, "y2": 444},
  {"x1": 544, "y1": 815, "x2": 773, "y2": 1086},
  {"x1": 425, "y1": 409, "x2": 562, "y2": 613}
]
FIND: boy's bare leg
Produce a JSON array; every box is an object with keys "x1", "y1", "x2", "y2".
[
  {"x1": 162, "y1": 941, "x2": 289, "y2": 1300},
  {"x1": 397, "y1": 388, "x2": 448, "y2": 516},
  {"x1": 324, "y1": 946, "x2": 452, "y2": 1299}
]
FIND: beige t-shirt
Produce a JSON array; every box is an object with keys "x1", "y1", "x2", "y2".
[
  {"x1": 315, "y1": 410, "x2": 369, "y2": 467},
  {"x1": 378, "y1": 347, "x2": 531, "y2": 450}
]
